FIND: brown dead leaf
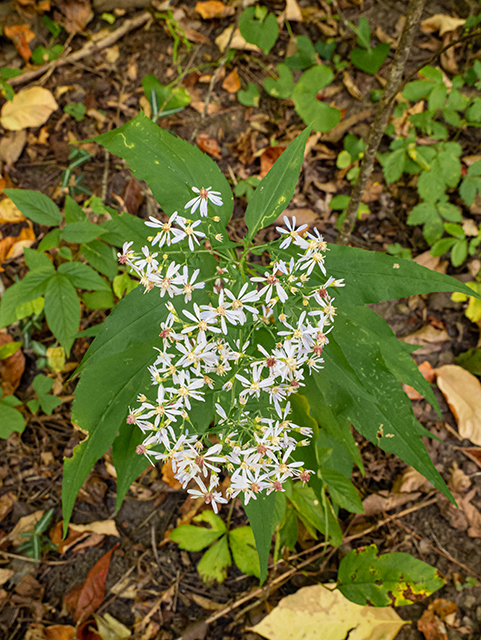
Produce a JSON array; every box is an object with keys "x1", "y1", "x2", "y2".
[
  {"x1": 454, "y1": 489, "x2": 481, "y2": 538},
  {"x1": 44, "y1": 626, "x2": 76, "y2": 640},
  {"x1": 0, "y1": 492, "x2": 16, "y2": 521},
  {"x1": 215, "y1": 27, "x2": 260, "y2": 53},
  {"x1": 417, "y1": 608, "x2": 448, "y2": 640},
  {"x1": 70, "y1": 520, "x2": 120, "y2": 537},
  {"x1": 403, "y1": 360, "x2": 435, "y2": 400},
  {"x1": 0, "y1": 198, "x2": 25, "y2": 223},
  {"x1": 4, "y1": 24, "x2": 35, "y2": 61},
  {"x1": 342, "y1": 72, "x2": 362, "y2": 100},
  {"x1": 421, "y1": 14, "x2": 465, "y2": 36},
  {"x1": 8, "y1": 510, "x2": 44, "y2": 545},
  {"x1": 362, "y1": 490, "x2": 421, "y2": 516},
  {"x1": 105, "y1": 45, "x2": 119, "y2": 63},
  {"x1": 285, "y1": 0, "x2": 303, "y2": 21},
  {"x1": 183, "y1": 27, "x2": 211, "y2": 45},
  {"x1": 414, "y1": 250, "x2": 448, "y2": 274},
  {"x1": 1, "y1": 87, "x2": 58, "y2": 131},
  {"x1": 195, "y1": 1, "x2": 234, "y2": 19},
  {"x1": 435, "y1": 365, "x2": 481, "y2": 445},
  {"x1": 392, "y1": 466, "x2": 433, "y2": 493},
  {"x1": 54, "y1": 0, "x2": 93, "y2": 33},
  {"x1": 0, "y1": 569, "x2": 14, "y2": 586},
  {"x1": 196, "y1": 134, "x2": 222, "y2": 158},
  {"x1": 222, "y1": 69, "x2": 241, "y2": 94},
  {"x1": 274, "y1": 208, "x2": 318, "y2": 228},
  {"x1": 430, "y1": 599, "x2": 457, "y2": 623},
  {"x1": 0, "y1": 333, "x2": 25, "y2": 396},
  {"x1": 400, "y1": 324, "x2": 450, "y2": 356},
  {"x1": 449, "y1": 464, "x2": 471, "y2": 494},
  {"x1": 190, "y1": 100, "x2": 223, "y2": 115},
  {"x1": 162, "y1": 460, "x2": 182, "y2": 489},
  {"x1": 0, "y1": 130, "x2": 27, "y2": 167},
  {"x1": 0, "y1": 237, "x2": 16, "y2": 270},
  {"x1": 361, "y1": 180, "x2": 383, "y2": 204},
  {"x1": 259, "y1": 146, "x2": 286, "y2": 178}
]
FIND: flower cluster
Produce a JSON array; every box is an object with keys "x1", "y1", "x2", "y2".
[{"x1": 121, "y1": 186, "x2": 344, "y2": 512}]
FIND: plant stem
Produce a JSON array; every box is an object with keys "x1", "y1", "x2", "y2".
[{"x1": 336, "y1": 0, "x2": 427, "y2": 246}]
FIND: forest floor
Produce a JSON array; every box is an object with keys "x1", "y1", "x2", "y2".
[{"x1": 2, "y1": 0, "x2": 481, "y2": 639}]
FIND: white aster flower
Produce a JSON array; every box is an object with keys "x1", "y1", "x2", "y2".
[
  {"x1": 175, "y1": 218, "x2": 206, "y2": 251},
  {"x1": 187, "y1": 476, "x2": 227, "y2": 513},
  {"x1": 185, "y1": 186, "x2": 223, "y2": 218},
  {"x1": 276, "y1": 216, "x2": 308, "y2": 249}
]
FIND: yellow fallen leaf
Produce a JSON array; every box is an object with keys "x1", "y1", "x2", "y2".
[
  {"x1": 94, "y1": 613, "x2": 131, "y2": 639},
  {"x1": 105, "y1": 45, "x2": 119, "y2": 63},
  {"x1": 252, "y1": 585, "x2": 407, "y2": 640},
  {"x1": 0, "y1": 130, "x2": 27, "y2": 166},
  {"x1": 0, "y1": 569, "x2": 14, "y2": 586},
  {"x1": 1, "y1": 87, "x2": 58, "y2": 131},
  {"x1": 215, "y1": 26, "x2": 260, "y2": 53},
  {"x1": 421, "y1": 14, "x2": 465, "y2": 36},
  {"x1": 69, "y1": 519, "x2": 120, "y2": 537},
  {"x1": 435, "y1": 365, "x2": 481, "y2": 445},
  {"x1": 195, "y1": 1, "x2": 234, "y2": 19},
  {"x1": 222, "y1": 69, "x2": 241, "y2": 94},
  {"x1": 285, "y1": 0, "x2": 303, "y2": 22},
  {"x1": 0, "y1": 198, "x2": 25, "y2": 223}
]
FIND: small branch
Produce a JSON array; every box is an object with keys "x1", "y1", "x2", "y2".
[
  {"x1": 8, "y1": 11, "x2": 152, "y2": 88},
  {"x1": 337, "y1": 0, "x2": 427, "y2": 245}
]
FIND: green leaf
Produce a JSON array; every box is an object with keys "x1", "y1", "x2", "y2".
[
  {"x1": 430, "y1": 237, "x2": 457, "y2": 256},
  {"x1": 402, "y1": 80, "x2": 436, "y2": 101},
  {"x1": 197, "y1": 535, "x2": 231, "y2": 583},
  {"x1": 38, "y1": 228, "x2": 61, "y2": 252},
  {"x1": 100, "y1": 210, "x2": 149, "y2": 251},
  {"x1": 81, "y1": 240, "x2": 118, "y2": 280},
  {"x1": 338, "y1": 544, "x2": 445, "y2": 606},
  {"x1": 1, "y1": 67, "x2": 22, "y2": 80},
  {"x1": 33, "y1": 374, "x2": 53, "y2": 395},
  {"x1": 420, "y1": 65, "x2": 443, "y2": 83},
  {"x1": 64, "y1": 102, "x2": 86, "y2": 122},
  {"x1": 382, "y1": 148, "x2": 406, "y2": 183},
  {"x1": 460, "y1": 175, "x2": 481, "y2": 207},
  {"x1": 456, "y1": 348, "x2": 481, "y2": 375},
  {"x1": 94, "y1": 112, "x2": 233, "y2": 226},
  {"x1": 239, "y1": 6, "x2": 278, "y2": 54},
  {"x1": 58, "y1": 262, "x2": 110, "y2": 291},
  {"x1": 355, "y1": 17, "x2": 371, "y2": 48},
  {"x1": 111, "y1": 422, "x2": 148, "y2": 511},
  {"x1": 44, "y1": 274, "x2": 80, "y2": 355},
  {"x1": 320, "y1": 468, "x2": 363, "y2": 513},
  {"x1": 61, "y1": 221, "x2": 108, "y2": 243},
  {"x1": 451, "y1": 239, "x2": 468, "y2": 267},
  {"x1": 285, "y1": 35, "x2": 317, "y2": 70},
  {"x1": 350, "y1": 43, "x2": 390, "y2": 75},
  {"x1": 244, "y1": 491, "x2": 284, "y2": 584},
  {"x1": 238, "y1": 83, "x2": 260, "y2": 107},
  {"x1": 264, "y1": 64, "x2": 294, "y2": 99},
  {"x1": 428, "y1": 83, "x2": 447, "y2": 110},
  {"x1": 4, "y1": 190, "x2": 62, "y2": 226},
  {"x1": 23, "y1": 248, "x2": 54, "y2": 272},
  {"x1": 279, "y1": 506, "x2": 298, "y2": 550},
  {"x1": 142, "y1": 75, "x2": 190, "y2": 113},
  {"x1": 245, "y1": 128, "x2": 310, "y2": 240},
  {"x1": 0, "y1": 341, "x2": 21, "y2": 359},
  {"x1": 229, "y1": 526, "x2": 260, "y2": 578},
  {"x1": 0, "y1": 269, "x2": 53, "y2": 327},
  {"x1": 417, "y1": 170, "x2": 446, "y2": 203},
  {"x1": 290, "y1": 483, "x2": 342, "y2": 545},
  {"x1": 82, "y1": 289, "x2": 115, "y2": 310},
  {"x1": 38, "y1": 394, "x2": 62, "y2": 415},
  {"x1": 0, "y1": 402, "x2": 25, "y2": 438},
  {"x1": 444, "y1": 222, "x2": 465, "y2": 239},
  {"x1": 64, "y1": 195, "x2": 87, "y2": 223},
  {"x1": 292, "y1": 66, "x2": 341, "y2": 132},
  {"x1": 329, "y1": 195, "x2": 350, "y2": 210},
  {"x1": 315, "y1": 40, "x2": 336, "y2": 60},
  {"x1": 171, "y1": 512, "x2": 226, "y2": 551},
  {"x1": 437, "y1": 201, "x2": 462, "y2": 222},
  {"x1": 113, "y1": 272, "x2": 138, "y2": 298}
]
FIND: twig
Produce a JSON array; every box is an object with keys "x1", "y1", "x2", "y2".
[
  {"x1": 8, "y1": 11, "x2": 152, "y2": 88},
  {"x1": 175, "y1": 495, "x2": 438, "y2": 637},
  {"x1": 337, "y1": 0, "x2": 427, "y2": 245},
  {"x1": 0, "y1": 550, "x2": 68, "y2": 565}
]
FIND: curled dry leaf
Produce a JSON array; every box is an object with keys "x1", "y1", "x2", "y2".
[
  {"x1": 44, "y1": 626, "x2": 76, "y2": 640},
  {"x1": 421, "y1": 14, "x2": 465, "y2": 36},
  {"x1": 196, "y1": 134, "x2": 222, "y2": 158},
  {"x1": 449, "y1": 464, "x2": 471, "y2": 494},
  {"x1": 0, "y1": 198, "x2": 25, "y2": 224},
  {"x1": 392, "y1": 466, "x2": 433, "y2": 494},
  {"x1": 0, "y1": 333, "x2": 25, "y2": 396},
  {"x1": 8, "y1": 510, "x2": 44, "y2": 545},
  {"x1": 252, "y1": 584, "x2": 406, "y2": 640},
  {"x1": 342, "y1": 72, "x2": 363, "y2": 100},
  {"x1": 195, "y1": 0, "x2": 234, "y2": 19},
  {"x1": 162, "y1": 459, "x2": 182, "y2": 489},
  {"x1": 4, "y1": 24, "x2": 35, "y2": 61},
  {"x1": 1, "y1": 87, "x2": 59, "y2": 131},
  {"x1": 362, "y1": 490, "x2": 421, "y2": 516},
  {"x1": 417, "y1": 608, "x2": 448, "y2": 640},
  {"x1": 399, "y1": 324, "x2": 450, "y2": 356},
  {"x1": 435, "y1": 365, "x2": 481, "y2": 445},
  {"x1": 54, "y1": 0, "x2": 93, "y2": 33},
  {"x1": 215, "y1": 27, "x2": 260, "y2": 53},
  {"x1": 285, "y1": 0, "x2": 303, "y2": 22},
  {"x1": 0, "y1": 130, "x2": 27, "y2": 167},
  {"x1": 222, "y1": 69, "x2": 241, "y2": 94}
]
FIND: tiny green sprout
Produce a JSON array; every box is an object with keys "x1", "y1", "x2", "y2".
[
  {"x1": 27, "y1": 374, "x2": 62, "y2": 416},
  {"x1": 64, "y1": 102, "x2": 86, "y2": 122},
  {"x1": 18, "y1": 509, "x2": 57, "y2": 562}
]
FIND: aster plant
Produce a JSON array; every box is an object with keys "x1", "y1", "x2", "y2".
[{"x1": 64, "y1": 112, "x2": 477, "y2": 583}]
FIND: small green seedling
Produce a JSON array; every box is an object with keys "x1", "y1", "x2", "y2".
[
  {"x1": 234, "y1": 176, "x2": 261, "y2": 202},
  {"x1": 0, "y1": 389, "x2": 25, "y2": 438},
  {"x1": 27, "y1": 374, "x2": 62, "y2": 416},
  {"x1": 239, "y1": 5, "x2": 279, "y2": 55},
  {"x1": 349, "y1": 17, "x2": 390, "y2": 74},
  {"x1": 18, "y1": 509, "x2": 57, "y2": 562}
]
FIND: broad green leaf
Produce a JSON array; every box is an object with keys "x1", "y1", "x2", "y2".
[
  {"x1": 402, "y1": 80, "x2": 436, "y2": 101},
  {"x1": 229, "y1": 526, "x2": 260, "y2": 578},
  {"x1": 290, "y1": 483, "x2": 342, "y2": 545},
  {"x1": 326, "y1": 243, "x2": 479, "y2": 305},
  {"x1": 0, "y1": 269, "x2": 53, "y2": 327},
  {"x1": 451, "y1": 239, "x2": 468, "y2": 266},
  {"x1": 171, "y1": 513, "x2": 226, "y2": 552},
  {"x1": 94, "y1": 111, "x2": 233, "y2": 226},
  {"x1": 142, "y1": 74, "x2": 190, "y2": 113},
  {"x1": 61, "y1": 220, "x2": 108, "y2": 243},
  {"x1": 111, "y1": 422, "x2": 148, "y2": 511},
  {"x1": 82, "y1": 289, "x2": 114, "y2": 310},
  {"x1": 0, "y1": 341, "x2": 21, "y2": 359},
  {"x1": 197, "y1": 535, "x2": 231, "y2": 583},
  {"x1": 38, "y1": 228, "x2": 61, "y2": 252},
  {"x1": 4, "y1": 189, "x2": 62, "y2": 226},
  {"x1": 338, "y1": 544, "x2": 445, "y2": 606},
  {"x1": 264, "y1": 64, "x2": 294, "y2": 99},
  {"x1": 437, "y1": 201, "x2": 462, "y2": 222},
  {"x1": 39, "y1": 394, "x2": 62, "y2": 415},
  {"x1": 238, "y1": 83, "x2": 260, "y2": 107},
  {"x1": 23, "y1": 248, "x2": 54, "y2": 271},
  {"x1": 58, "y1": 262, "x2": 110, "y2": 291},
  {"x1": 239, "y1": 6, "x2": 278, "y2": 54},
  {"x1": 244, "y1": 490, "x2": 284, "y2": 584},
  {"x1": 100, "y1": 211, "x2": 149, "y2": 251},
  {"x1": 44, "y1": 274, "x2": 80, "y2": 355},
  {"x1": 64, "y1": 195, "x2": 87, "y2": 223},
  {"x1": 382, "y1": 148, "x2": 406, "y2": 183},
  {"x1": 113, "y1": 272, "x2": 138, "y2": 298},
  {"x1": 0, "y1": 403, "x2": 25, "y2": 438},
  {"x1": 350, "y1": 43, "x2": 390, "y2": 75},
  {"x1": 285, "y1": 35, "x2": 317, "y2": 70},
  {"x1": 419, "y1": 65, "x2": 443, "y2": 83},
  {"x1": 320, "y1": 468, "x2": 363, "y2": 513},
  {"x1": 417, "y1": 170, "x2": 446, "y2": 203},
  {"x1": 81, "y1": 240, "x2": 118, "y2": 280},
  {"x1": 33, "y1": 374, "x2": 53, "y2": 395},
  {"x1": 355, "y1": 16, "x2": 371, "y2": 48},
  {"x1": 279, "y1": 506, "x2": 298, "y2": 550},
  {"x1": 245, "y1": 128, "x2": 310, "y2": 240},
  {"x1": 428, "y1": 83, "x2": 447, "y2": 110},
  {"x1": 460, "y1": 174, "x2": 481, "y2": 207},
  {"x1": 292, "y1": 66, "x2": 341, "y2": 132}
]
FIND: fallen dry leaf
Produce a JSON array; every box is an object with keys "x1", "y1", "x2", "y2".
[
  {"x1": 54, "y1": 0, "x2": 93, "y2": 33},
  {"x1": 273, "y1": 208, "x2": 318, "y2": 228},
  {"x1": 342, "y1": 72, "x2": 363, "y2": 100},
  {"x1": 252, "y1": 584, "x2": 407, "y2": 640},
  {"x1": 215, "y1": 27, "x2": 260, "y2": 53},
  {"x1": 403, "y1": 360, "x2": 435, "y2": 400},
  {"x1": 8, "y1": 510, "x2": 44, "y2": 546},
  {"x1": 222, "y1": 69, "x2": 241, "y2": 93},
  {"x1": 413, "y1": 250, "x2": 448, "y2": 273},
  {"x1": 285, "y1": 0, "x2": 303, "y2": 21},
  {"x1": 421, "y1": 14, "x2": 465, "y2": 36},
  {"x1": 0, "y1": 569, "x2": 14, "y2": 586},
  {"x1": 105, "y1": 45, "x2": 119, "y2": 63},
  {"x1": 195, "y1": 0, "x2": 234, "y2": 19},
  {"x1": 0, "y1": 130, "x2": 27, "y2": 167},
  {"x1": 4, "y1": 24, "x2": 35, "y2": 61},
  {"x1": 196, "y1": 134, "x2": 222, "y2": 158},
  {"x1": 162, "y1": 460, "x2": 182, "y2": 489},
  {"x1": 0, "y1": 198, "x2": 25, "y2": 223},
  {"x1": 449, "y1": 463, "x2": 471, "y2": 494},
  {"x1": 362, "y1": 490, "x2": 422, "y2": 516},
  {"x1": 260, "y1": 146, "x2": 286, "y2": 178},
  {"x1": 1, "y1": 87, "x2": 59, "y2": 131},
  {"x1": 435, "y1": 365, "x2": 481, "y2": 445},
  {"x1": 417, "y1": 608, "x2": 448, "y2": 640},
  {"x1": 0, "y1": 333, "x2": 25, "y2": 396},
  {"x1": 93, "y1": 613, "x2": 131, "y2": 639},
  {"x1": 70, "y1": 520, "x2": 120, "y2": 537},
  {"x1": 392, "y1": 466, "x2": 433, "y2": 493},
  {"x1": 183, "y1": 27, "x2": 211, "y2": 45},
  {"x1": 0, "y1": 492, "x2": 16, "y2": 521},
  {"x1": 399, "y1": 324, "x2": 450, "y2": 356},
  {"x1": 44, "y1": 626, "x2": 76, "y2": 640}
]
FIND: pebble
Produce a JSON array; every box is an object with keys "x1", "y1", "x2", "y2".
[{"x1": 463, "y1": 594, "x2": 477, "y2": 609}]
